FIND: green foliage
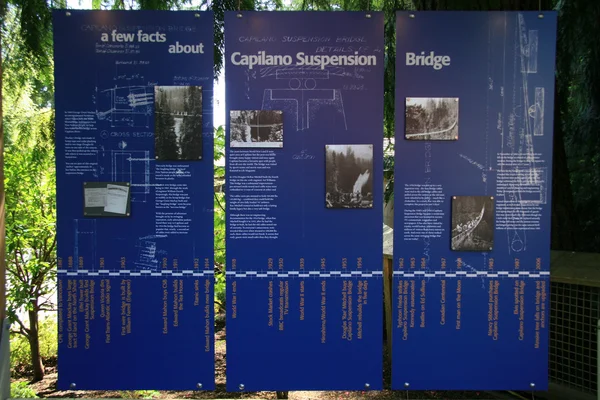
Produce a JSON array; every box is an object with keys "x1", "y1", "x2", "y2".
[
  {"x1": 3, "y1": 6, "x2": 56, "y2": 380},
  {"x1": 4, "y1": 92, "x2": 56, "y2": 326},
  {"x1": 118, "y1": 390, "x2": 161, "y2": 399},
  {"x1": 1, "y1": 6, "x2": 54, "y2": 108},
  {"x1": 555, "y1": 0, "x2": 600, "y2": 251},
  {"x1": 214, "y1": 126, "x2": 226, "y2": 312},
  {"x1": 11, "y1": 381, "x2": 39, "y2": 398},
  {"x1": 10, "y1": 317, "x2": 58, "y2": 370}
]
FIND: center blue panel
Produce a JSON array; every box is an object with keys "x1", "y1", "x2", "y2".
[{"x1": 224, "y1": 11, "x2": 384, "y2": 391}]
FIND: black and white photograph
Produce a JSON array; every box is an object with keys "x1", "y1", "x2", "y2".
[
  {"x1": 230, "y1": 110, "x2": 283, "y2": 148},
  {"x1": 451, "y1": 196, "x2": 495, "y2": 251},
  {"x1": 325, "y1": 144, "x2": 373, "y2": 209},
  {"x1": 154, "y1": 85, "x2": 203, "y2": 160},
  {"x1": 405, "y1": 97, "x2": 459, "y2": 140}
]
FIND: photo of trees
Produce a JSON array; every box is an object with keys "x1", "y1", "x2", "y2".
[
  {"x1": 325, "y1": 144, "x2": 374, "y2": 209},
  {"x1": 154, "y1": 86, "x2": 203, "y2": 160}
]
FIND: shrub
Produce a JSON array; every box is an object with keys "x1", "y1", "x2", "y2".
[{"x1": 11, "y1": 381, "x2": 38, "y2": 398}]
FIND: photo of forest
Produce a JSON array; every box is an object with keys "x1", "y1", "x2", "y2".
[
  {"x1": 154, "y1": 86, "x2": 203, "y2": 160},
  {"x1": 230, "y1": 110, "x2": 283, "y2": 148},
  {"x1": 325, "y1": 144, "x2": 373, "y2": 209},
  {"x1": 451, "y1": 196, "x2": 495, "y2": 251},
  {"x1": 405, "y1": 97, "x2": 459, "y2": 140}
]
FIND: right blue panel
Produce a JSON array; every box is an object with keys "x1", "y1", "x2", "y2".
[{"x1": 393, "y1": 12, "x2": 557, "y2": 390}]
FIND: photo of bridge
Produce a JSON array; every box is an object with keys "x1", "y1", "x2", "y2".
[
  {"x1": 451, "y1": 195, "x2": 495, "y2": 251},
  {"x1": 230, "y1": 110, "x2": 284, "y2": 148},
  {"x1": 405, "y1": 97, "x2": 459, "y2": 140}
]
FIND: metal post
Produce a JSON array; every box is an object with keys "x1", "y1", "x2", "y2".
[{"x1": 597, "y1": 319, "x2": 599, "y2": 400}]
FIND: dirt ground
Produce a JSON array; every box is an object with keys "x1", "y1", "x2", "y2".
[{"x1": 15, "y1": 327, "x2": 503, "y2": 400}]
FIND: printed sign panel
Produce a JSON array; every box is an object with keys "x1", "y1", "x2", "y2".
[
  {"x1": 225, "y1": 11, "x2": 384, "y2": 391},
  {"x1": 53, "y1": 10, "x2": 215, "y2": 390},
  {"x1": 393, "y1": 11, "x2": 557, "y2": 390}
]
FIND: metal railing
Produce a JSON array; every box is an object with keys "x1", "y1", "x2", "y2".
[{"x1": 549, "y1": 282, "x2": 599, "y2": 397}]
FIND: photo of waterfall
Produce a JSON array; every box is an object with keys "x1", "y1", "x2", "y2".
[
  {"x1": 230, "y1": 110, "x2": 284, "y2": 148},
  {"x1": 405, "y1": 97, "x2": 459, "y2": 140},
  {"x1": 451, "y1": 196, "x2": 495, "y2": 251},
  {"x1": 154, "y1": 85, "x2": 203, "y2": 160},
  {"x1": 325, "y1": 144, "x2": 373, "y2": 209}
]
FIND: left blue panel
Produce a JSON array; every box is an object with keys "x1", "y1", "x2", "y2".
[{"x1": 53, "y1": 10, "x2": 215, "y2": 390}]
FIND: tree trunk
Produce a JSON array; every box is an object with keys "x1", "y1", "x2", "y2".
[{"x1": 28, "y1": 309, "x2": 45, "y2": 382}]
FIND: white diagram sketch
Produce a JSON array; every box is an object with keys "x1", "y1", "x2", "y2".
[
  {"x1": 74, "y1": 219, "x2": 97, "y2": 270},
  {"x1": 532, "y1": 87, "x2": 545, "y2": 136},
  {"x1": 499, "y1": 14, "x2": 547, "y2": 254},
  {"x1": 111, "y1": 150, "x2": 151, "y2": 203},
  {"x1": 95, "y1": 85, "x2": 153, "y2": 128},
  {"x1": 455, "y1": 13, "x2": 547, "y2": 257},
  {"x1": 134, "y1": 236, "x2": 162, "y2": 271},
  {"x1": 258, "y1": 66, "x2": 349, "y2": 131}
]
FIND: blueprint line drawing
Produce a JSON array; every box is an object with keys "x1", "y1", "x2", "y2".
[
  {"x1": 111, "y1": 150, "x2": 151, "y2": 202},
  {"x1": 96, "y1": 85, "x2": 153, "y2": 128},
  {"x1": 499, "y1": 13, "x2": 547, "y2": 254},
  {"x1": 256, "y1": 66, "x2": 349, "y2": 131},
  {"x1": 134, "y1": 235, "x2": 161, "y2": 271},
  {"x1": 74, "y1": 219, "x2": 97, "y2": 270},
  {"x1": 532, "y1": 87, "x2": 545, "y2": 136},
  {"x1": 454, "y1": 13, "x2": 547, "y2": 256}
]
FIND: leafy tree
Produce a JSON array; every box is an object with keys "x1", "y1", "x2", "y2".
[
  {"x1": 555, "y1": 0, "x2": 600, "y2": 252},
  {"x1": 1, "y1": 0, "x2": 57, "y2": 382},
  {"x1": 4, "y1": 83, "x2": 56, "y2": 382}
]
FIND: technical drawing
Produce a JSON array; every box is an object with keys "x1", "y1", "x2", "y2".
[
  {"x1": 499, "y1": 13, "x2": 546, "y2": 254},
  {"x1": 74, "y1": 219, "x2": 97, "y2": 270},
  {"x1": 95, "y1": 85, "x2": 153, "y2": 128},
  {"x1": 134, "y1": 236, "x2": 161, "y2": 271},
  {"x1": 532, "y1": 87, "x2": 545, "y2": 136},
  {"x1": 111, "y1": 150, "x2": 151, "y2": 202},
  {"x1": 259, "y1": 66, "x2": 348, "y2": 131},
  {"x1": 518, "y1": 14, "x2": 538, "y2": 74}
]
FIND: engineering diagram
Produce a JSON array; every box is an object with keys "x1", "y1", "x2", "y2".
[{"x1": 258, "y1": 66, "x2": 349, "y2": 131}]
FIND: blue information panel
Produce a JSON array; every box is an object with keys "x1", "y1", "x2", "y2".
[
  {"x1": 225, "y1": 11, "x2": 384, "y2": 391},
  {"x1": 393, "y1": 12, "x2": 556, "y2": 390},
  {"x1": 53, "y1": 10, "x2": 215, "y2": 390}
]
